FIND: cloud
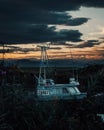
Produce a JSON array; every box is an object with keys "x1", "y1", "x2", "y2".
[
  {"x1": 0, "y1": 0, "x2": 104, "y2": 44},
  {"x1": 0, "y1": 24, "x2": 82, "y2": 43},
  {"x1": 51, "y1": 41, "x2": 66, "y2": 45},
  {"x1": 0, "y1": 45, "x2": 40, "y2": 53},
  {"x1": 83, "y1": 0, "x2": 104, "y2": 8},
  {"x1": 75, "y1": 40, "x2": 100, "y2": 48},
  {"x1": 0, "y1": 0, "x2": 86, "y2": 44},
  {"x1": 66, "y1": 18, "x2": 89, "y2": 26}
]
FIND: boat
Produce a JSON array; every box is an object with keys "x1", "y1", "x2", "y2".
[{"x1": 36, "y1": 45, "x2": 87, "y2": 101}]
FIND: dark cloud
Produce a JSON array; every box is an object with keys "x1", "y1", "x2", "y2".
[
  {"x1": 87, "y1": 40, "x2": 99, "y2": 42},
  {"x1": 0, "y1": 0, "x2": 104, "y2": 44},
  {"x1": 51, "y1": 41, "x2": 68, "y2": 45},
  {"x1": 75, "y1": 40, "x2": 100, "y2": 48},
  {"x1": 83, "y1": 0, "x2": 104, "y2": 8},
  {"x1": 51, "y1": 42, "x2": 76, "y2": 48},
  {"x1": 0, "y1": 1, "x2": 104, "y2": 18},
  {"x1": 0, "y1": 24, "x2": 82, "y2": 43},
  {"x1": 0, "y1": 45, "x2": 39, "y2": 53},
  {"x1": 67, "y1": 18, "x2": 89, "y2": 26},
  {"x1": 25, "y1": 25, "x2": 82, "y2": 42}
]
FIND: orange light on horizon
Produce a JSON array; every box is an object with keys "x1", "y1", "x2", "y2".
[
  {"x1": 0, "y1": 44, "x2": 104, "y2": 60},
  {"x1": 0, "y1": 51, "x2": 103, "y2": 60}
]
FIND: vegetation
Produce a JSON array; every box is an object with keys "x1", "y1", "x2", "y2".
[{"x1": 0, "y1": 64, "x2": 104, "y2": 130}]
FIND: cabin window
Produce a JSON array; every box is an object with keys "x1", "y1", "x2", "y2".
[
  {"x1": 69, "y1": 87, "x2": 76, "y2": 94},
  {"x1": 62, "y1": 88, "x2": 69, "y2": 94},
  {"x1": 74, "y1": 87, "x2": 80, "y2": 93},
  {"x1": 38, "y1": 90, "x2": 49, "y2": 95}
]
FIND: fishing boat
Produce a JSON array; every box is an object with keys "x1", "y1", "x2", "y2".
[{"x1": 36, "y1": 45, "x2": 87, "y2": 100}]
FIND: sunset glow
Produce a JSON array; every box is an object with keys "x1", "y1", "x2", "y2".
[
  {"x1": 0, "y1": 1, "x2": 104, "y2": 63},
  {"x1": 0, "y1": 43, "x2": 103, "y2": 60}
]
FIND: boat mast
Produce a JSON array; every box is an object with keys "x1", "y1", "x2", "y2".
[{"x1": 37, "y1": 45, "x2": 49, "y2": 85}]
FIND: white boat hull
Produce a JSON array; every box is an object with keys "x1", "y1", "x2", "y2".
[{"x1": 36, "y1": 84, "x2": 87, "y2": 101}]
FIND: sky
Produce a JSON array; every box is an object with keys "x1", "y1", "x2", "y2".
[{"x1": 0, "y1": 0, "x2": 104, "y2": 61}]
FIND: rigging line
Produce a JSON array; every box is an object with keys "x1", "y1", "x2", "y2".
[
  {"x1": 69, "y1": 48, "x2": 79, "y2": 81},
  {"x1": 69, "y1": 48, "x2": 75, "y2": 78},
  {"x1": 44, "y1": 45, "x2": 50, "y2": 78}
]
